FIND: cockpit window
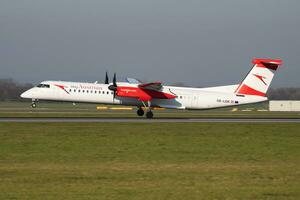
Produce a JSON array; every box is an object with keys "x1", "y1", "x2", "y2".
[{"x1": 37, "y1": 84, "x2": 50, "y2": 88}]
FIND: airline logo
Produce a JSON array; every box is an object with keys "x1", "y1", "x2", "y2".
[
  {"x1": 55, "y1": 84, "x2": 70, "y2": 94},
  {"x1": 120, "y1": 88, "x2": 137, "y2": 93},
  {"x1": 253, "y1": 74, "x2": 267, "y2": 86}
]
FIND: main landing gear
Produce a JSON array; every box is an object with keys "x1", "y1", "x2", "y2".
[
  {"x1": 137, "y1": 101, "x2": 154, "y2": 119},
  {"x1": 146, "y1": 110, "x2": 153, "y2": 119},
  {"x1": 137, "y1": 108, "x2": 144, "y2": 116},
  {"x1": 136, "y1": 107, "x2": 153, "y2": 119}
]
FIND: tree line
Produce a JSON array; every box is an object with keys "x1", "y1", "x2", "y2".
[
  {"x1": 0, "y1": 79, "x2": 33, "y2": 101},
  {"x1": 0, "y1": 79, "x2": 299, "y2": 101}
]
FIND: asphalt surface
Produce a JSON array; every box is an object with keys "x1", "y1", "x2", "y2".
[{"x1": 0, "y1": 118, "x2": 300, "y2": 123}]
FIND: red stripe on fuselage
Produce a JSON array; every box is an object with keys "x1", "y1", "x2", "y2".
[{"x1": 54, "y1": 84, "x2": 69, "y2": 94}]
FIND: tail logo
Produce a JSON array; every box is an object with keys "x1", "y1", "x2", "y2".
[{"x1": 253, "y1": 74, "x2": 267, "y2": 86}]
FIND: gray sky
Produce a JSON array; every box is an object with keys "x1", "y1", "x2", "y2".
[{"x1": 0, "y1": 0, "x2": 299, "y2": 87}]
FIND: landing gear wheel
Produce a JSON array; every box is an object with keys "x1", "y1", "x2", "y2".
[
  {"x1": 31, "y1": 102, "x2": 37, "y2": 108},
  {"x1": 137, "y1": 109, "x2": 144, "y2": 116},
  {"x1": 146, "y1": 111, "x2": 153, "y2": 119}
]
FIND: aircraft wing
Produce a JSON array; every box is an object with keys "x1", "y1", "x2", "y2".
[
  {"x1": 138, "y1": 82, "x2": 163, "y2": 90},
  {"x1": 126, "y1": 77, "x2": 142, "y2": 84}
]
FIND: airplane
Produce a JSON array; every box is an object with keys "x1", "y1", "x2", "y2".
[{"x1": 21, "y1": 58, "x2": 282, "y2": 118}]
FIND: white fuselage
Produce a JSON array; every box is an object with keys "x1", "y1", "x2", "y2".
[{"x1": 21, "y1": 80, "x2": 267, "y2": 110}]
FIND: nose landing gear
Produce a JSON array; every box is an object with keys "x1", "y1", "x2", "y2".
[{"x1": 31, "y1": 99, "x2": 38, "y2": 108}]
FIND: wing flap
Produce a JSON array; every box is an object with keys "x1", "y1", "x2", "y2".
[{"x1": 138, "y1": 82, "x2": 162, "y2": 90}]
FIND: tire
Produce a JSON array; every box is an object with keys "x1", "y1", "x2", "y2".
[
  {"x1": 146, "y1": 111, "x2": 153, "y2": 119},
  {"x1": 137, "y1": 109, "x2": 144, "y2": 116},
  {"x1": 31, "y1": 103, "x2": 37, "y2": 108}
]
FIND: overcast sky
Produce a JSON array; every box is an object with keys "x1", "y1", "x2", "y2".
[{"x1": 0, "y1": 0, "x2": 299, "y2": 87}]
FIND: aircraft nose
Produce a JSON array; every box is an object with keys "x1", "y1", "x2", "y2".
[{"x1": 20, "y1": 90, "x2": 32, "y2": 99}]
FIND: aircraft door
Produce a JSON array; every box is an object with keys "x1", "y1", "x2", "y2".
[{"x1": 191, "y1": 95, "x2": 198, "y2": 109}]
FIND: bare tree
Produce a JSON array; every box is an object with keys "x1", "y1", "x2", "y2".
[
  {"x1": 0, "y1": 79, "x2": 33, "y2": 101},
  {"x1": 267, "y1": 88, "x2": 300, "y2": 100}
]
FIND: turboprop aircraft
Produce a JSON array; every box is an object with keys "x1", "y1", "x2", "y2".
[{"x1": 21, "y1": 58, "x2": 282, "y2": 118}]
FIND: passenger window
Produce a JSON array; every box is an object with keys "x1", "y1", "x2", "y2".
[
  {"x1": 74, "y1": 89, "x2": 76, "y2": 92},
  {"x1": 102, "y1": 91, "x2": 105, "y2": 94},
  {"x1": 107, "y1": 91, "x2": 109, "y2": 94},
  {"x1": 83, "y1": 90, "x2": 85, "y2": 93}
]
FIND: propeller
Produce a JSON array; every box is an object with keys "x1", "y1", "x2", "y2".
[
  {"x1": 104, "y1": 71, "x2": 109, "y2": 84},
  {"x1": 108, "y1": 73, "x2": 117, "y2": 100},
  {"x1": 113, "y1": 72, "x2": 117, "y2": 87}
]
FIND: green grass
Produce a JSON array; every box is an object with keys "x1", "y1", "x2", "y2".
[{"x1": 0, "y1": 123, "x2": 299, "y2": 199}]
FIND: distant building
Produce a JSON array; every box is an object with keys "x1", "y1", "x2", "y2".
[{"x1": 269, "y1": 101, "x2": 300, "y2": 111}]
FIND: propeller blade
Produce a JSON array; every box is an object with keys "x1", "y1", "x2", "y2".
[
  {"x1": 105, "y1": 71, "x2": 109, "y2": 84},
  {"x1": 108, "y1": 73, "x2": 117, "y2": 91},
  {"x1": 113, "y1": 73, "x2": 117, "y2": 87},
  {"x1": 109, "y1": 72, "x2": 118, "y2": 103}
]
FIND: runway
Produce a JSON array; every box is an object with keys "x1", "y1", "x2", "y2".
[{"x1": 0, "y1": 118, "x2": 300, "y2": 123}]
